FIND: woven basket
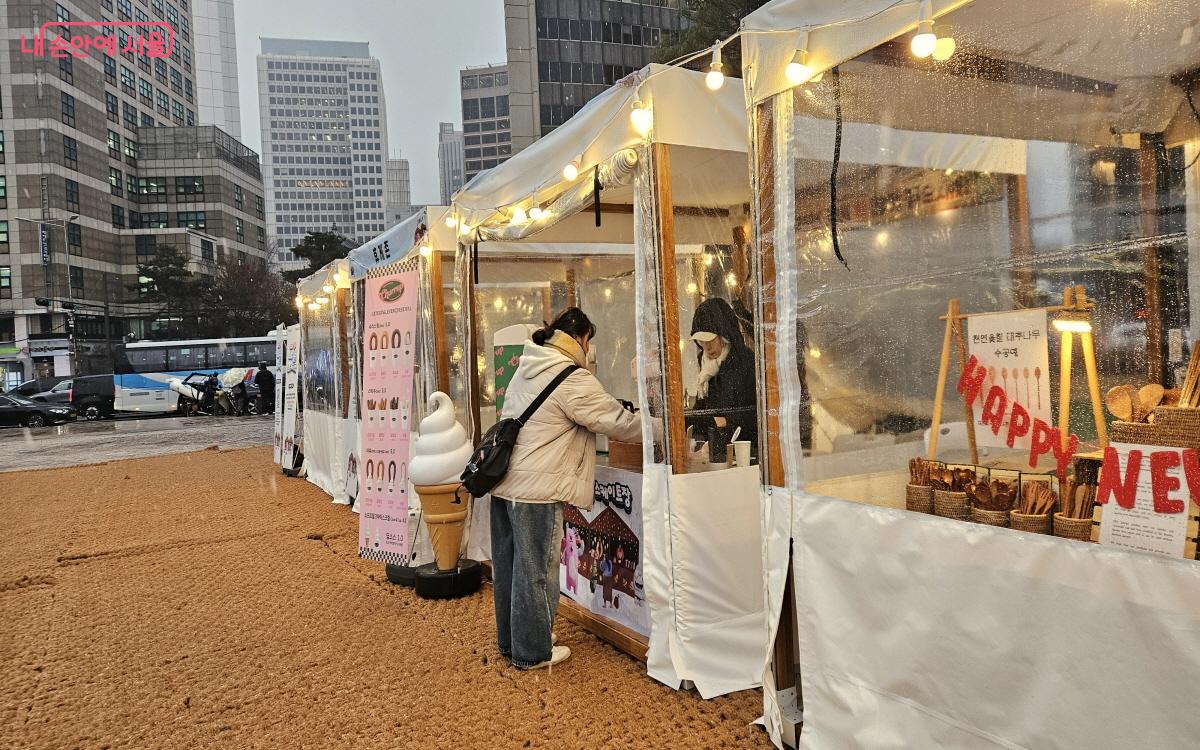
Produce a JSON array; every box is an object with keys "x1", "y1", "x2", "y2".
[
  {"x1": 1053, "y1": 513, "x2": 1094, "y2": 542},
  {"x1": 1112, "y1": 407, "x2": 1200, "y2": 449},
  {"x1": 971, "y1": 507, "x2": 1010, "y2": 527},
  {"x1": 905, "y1": 484, "x2": 934, "y2": 514},
  {"x1": 1010, "y1": 511, "x2": 1051, "y2": 534},
  {"x1": 933, "y1": 490, "x2": 970, "y2": 520}
]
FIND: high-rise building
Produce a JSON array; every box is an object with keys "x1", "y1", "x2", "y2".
[
  {"x1": 459, "y1": 64, "x2": 511, "y2": 184},
  {"x1": 437, "y1": 122, "x2": 465, "y2": 204},
  {"x1": 384, "y1": 156, "x2": 414, "y2": 227},
  {"x1": 192, "y1": 0, "x2": 242, "y2": 138},
  {"x1": 257, "y1": 39, "x2": 389, "y2": 273},
  {"x1": 0, "y1": 1, "x2": 266, "y2": 385},
  {"x1": 504, "y1": 1, "x2": 686, "y2": 150}
]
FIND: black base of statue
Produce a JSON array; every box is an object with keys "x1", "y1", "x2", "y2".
[
  {"x1": 414, "y1": 558, "x2": 483, "y2": 600},
  {"x1": 385, "y1": 563, "x2": 418, "y2": 587}
]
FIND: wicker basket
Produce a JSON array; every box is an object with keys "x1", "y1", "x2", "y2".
[
  {"x1": 971, "y1": 507, "x2": 1010, "y2": 527},
  {"x1": 1053, "y1": 513, "x2": 1094, "y2": 542},
  {"x1": 1112, "y1": 407, "x2": 1200, "y2": 449},
  {"x1": 1010, "y1": 511, "x2": 1051, "y2": 534},
  {"x1": 905, "y1": 484, "x2": 934, "y2": 514},
  {"x1": 933, "y1": 490, "x2": 970, "y2": 520}
]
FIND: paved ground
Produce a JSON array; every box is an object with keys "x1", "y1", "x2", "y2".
[
  {"x1": 0, "y1": 416, "x2": 273, "y2": 472},
  {"x1": 0, "y1": 445, "x2": 764, "y2": 748}
]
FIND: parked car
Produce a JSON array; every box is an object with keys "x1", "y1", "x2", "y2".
[
  {"x1": 5, "y1": 376, "x2": 70, "y2": 398},
  {"x1": 29, "y1": 379, "x2": 72, "y2": 405},
  {"x1": 70, "y1": 374, "x2": 115, "y2": 421},
  {"x1": 0, "y1": 393, "x2": 76, "y2": 428}
]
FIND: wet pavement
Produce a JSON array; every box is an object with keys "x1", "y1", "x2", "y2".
[{"x1": 0, "y1": 416, "x2": 273, "y2": 472}]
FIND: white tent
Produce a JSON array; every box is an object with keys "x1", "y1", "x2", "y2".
[
  {"x1": 453, "y1": 64, "x2": 767, "y2": 698},
  {"x1": 741, "y1": 1, "x2": 1200, "y2": 747}
]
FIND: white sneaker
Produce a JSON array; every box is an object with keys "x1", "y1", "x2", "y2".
[{"x1": 519, "y1": 645, "x2": 570, "y2": 670}]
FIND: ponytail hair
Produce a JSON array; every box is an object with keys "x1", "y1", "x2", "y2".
[{"x1": 533, "y1": 307, "x2": 596, "y2": 347}]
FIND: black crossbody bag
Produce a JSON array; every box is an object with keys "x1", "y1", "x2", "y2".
[{"x1": 460, "y1": 364, "x2": 579, "y2": 498}]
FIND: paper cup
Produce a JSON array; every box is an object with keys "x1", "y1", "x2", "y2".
[{"x1": 733, "y1": 440, "x2": 752, "y2": 467}]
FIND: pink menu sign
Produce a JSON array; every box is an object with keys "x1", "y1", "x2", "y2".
[{"x1": 358, "y1": 261, "x2": 420, "y2": 565}]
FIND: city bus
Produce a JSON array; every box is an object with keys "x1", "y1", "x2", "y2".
[{"x1": 72, "y1": 334, "x2": 281, "y2": 419}]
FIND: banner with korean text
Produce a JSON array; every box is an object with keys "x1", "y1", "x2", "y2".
[{"x1": 358, "y1": 259, "x2": 420, "y2": 565}]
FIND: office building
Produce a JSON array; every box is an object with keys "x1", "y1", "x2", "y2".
[
  {"x1": 504, "y1": 0, "x2": 687, "y2": 150},
  {"x1": 459, "y1": 64, "x2": 511, "y2": 184},
  {"x1": 192, "y1": 0, "x2": 242, "y2": 138},
  {"x1": 257, "y1": 39, "x2": 389, "y2": 273},
  {"x1": 384, "y1": 156, "x2": 414, "y2": 227},
  {"x1": 0, "y1": 0, "x2": 264, "y2": 385},
  {"x1": 437, "y1": 122, "x2": 465, "y2": 204}
]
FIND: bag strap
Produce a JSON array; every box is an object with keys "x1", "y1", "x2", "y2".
[{"x1": 516, "y1": 364, "x2": 579, "y2": 426}]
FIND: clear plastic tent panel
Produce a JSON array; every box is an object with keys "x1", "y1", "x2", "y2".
[{"x1": 767, "y1": 0, "x2": 1200, "y2": 503}]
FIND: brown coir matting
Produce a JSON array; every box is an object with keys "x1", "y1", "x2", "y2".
[{"x1": 0, "y1": 447, "x2": 763, "y2": 749}]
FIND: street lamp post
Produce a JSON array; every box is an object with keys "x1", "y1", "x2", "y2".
[{"x1": 14, "y1": 214, "x2": 81, "y2": 373}]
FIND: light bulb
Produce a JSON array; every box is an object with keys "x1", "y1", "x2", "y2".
[
  {"x1": 912, "y1": 21, "x2": 936, "y2": 58},
  {"x1": 705, "y1": 42, "x2": 724, "y2": 91},
  {"x1": 529, "y1": 205, "x2": 545, "y2": 221},
  {"x1": 703, "y1": 253, "x2": 714, "y2": 267},
  {"x1": 932, "y1": 36, "x2": 956, "y2": 61},
  {"x1": 705, "y1": 64, "x2": 724, "y2": 91},
  {"x1": 509, "y1": 205, "x2": 528, "y2": 225},
  {"x1": 315, "y1": 295, "x2": 329, "y2": 305},
  {"x1": 562, "y1": 159, "x2": 581, "y2": 182},
  {"x1": 686, "y1": 282, "x2": 698, "y2": 295},
  {"x1": 458, "y1": 222, "x2": 472, "y2": 237},
  {"x1": 294, "y1": 295, "x2": 303, "y2": 307},
  {"x1": 630, "y1": 102, "x2": 653, "y2": 137},
  {"x1": 786, "y1": 43, "x2": 814, "y2": 85},
  {"x1": 322, "y1": 283, "x2": 334, "y2": 294},
  {"x1": 418, "y1": 244, "x2": 432, "y2": 257},
  {"x1": 307, "y1": 302, "x2": 319, "y2": 311},
  {"x1": 725, "y1": 272, "x2": 738, "y2": 289},
  {"x1": 493, "y1": 297, "x2": 503, "y2": 311},
  {"x1": 444, "y1": 215, "x2": 458, "y2": 229}
]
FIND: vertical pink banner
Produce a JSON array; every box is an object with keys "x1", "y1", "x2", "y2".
[{"x1": 359, "y1": 265, "x2": 420, "y2": 565}]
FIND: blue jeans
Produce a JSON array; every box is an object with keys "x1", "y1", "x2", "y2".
[{"x1": 490, "y1": 498, "x2": 563, "y2": 668}]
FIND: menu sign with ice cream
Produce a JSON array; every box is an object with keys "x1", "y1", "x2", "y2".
[
  {"x1": 967, "y1": 309, "x2": 1051, "y2": 451},
  {"x1": 358, "y1": 260, "x2": 420, "y2": 566}
]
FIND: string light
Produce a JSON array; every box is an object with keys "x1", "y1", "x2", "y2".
[
  {"x1": 562, "y1": 157, "x2": 582, "y2": 182},
  {"x1": 321, "y1": 283, "x2": 334, "y2": 294},
  {"x1": 911, "y1": 0, "x2": 954, "y2": 60},
  {"x1": 705, "y1": 41, "x2": 725, "y2": 91},
  {"x1": 686, "y1": 281, "x2": 699, "y2": 295},
  {"x1": 509, "y1": 205, "x2": 528, "y2": 225},
  {"x1": 630, "y1": 100, "x2": 653, "y2": 137},
  {"x1": 306, "y1": 302, "x2": 319, "y2": 311},
  {"x1": 786, "y1": 31, "x2": 815, "y2": 85},
  {"x1": 702, "y1": 253, "x2": 714, "y2": 267},
  {"x1": 418, "y1": 243, "x2": 433, "y2": 257},
  {"x1": 315, "y1": 295, "x2": 329, "y2": 305},
  {"x1": 725, "y1": 272, "x2": 738, "y2": 289},
  {"x1": 529, "y1": 192, "x2": 545, "y2": 221},
  {"x1": 444, "y1": 214, "x2": 458, "y2": 229}
]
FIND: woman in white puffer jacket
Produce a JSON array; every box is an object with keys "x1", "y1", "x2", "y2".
[{"x1": 489, "y1": 307, "x2": 642, "y2": 670}]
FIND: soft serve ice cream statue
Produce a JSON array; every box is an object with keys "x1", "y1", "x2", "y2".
[
  {"x1": 408, "y1": 391, "x2": 474, "y2": 571},
  {"x1": 409, "y1": 392, "x2": 473, "y2": 487}
]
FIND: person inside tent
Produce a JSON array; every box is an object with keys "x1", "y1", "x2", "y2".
[{"x1": 686, "y1": 298, "x2": 758, "y2": 463}]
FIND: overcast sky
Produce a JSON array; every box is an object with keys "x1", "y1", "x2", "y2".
[{"x1": 232, "y1": 0, "x2": 507, "y2": 205}]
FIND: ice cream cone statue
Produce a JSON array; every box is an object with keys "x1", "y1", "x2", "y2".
[{"x1": 408, "y1": 391, "x2": 475, "y2": 571}]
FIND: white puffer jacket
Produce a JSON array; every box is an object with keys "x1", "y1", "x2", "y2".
[{"x1": 489, "y1": 331, "x2": 642, "y2": 509}]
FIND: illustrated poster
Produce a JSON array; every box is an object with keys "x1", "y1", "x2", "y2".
[
  {"x1": 967, "y1": 309, "x2": 1051, "y2": 451},
  {"x1": 358, "y1": 262, "x2": 420, "y2": 565},
  {"x1": 560, "y1": 466, "x2": 649, "y2": 637},
  {"x1": 273, "y1": 324, "x2": 285, "y2": 464},
  {"x1": 1098, "y1": 442, "x2": 1192, "y2": 558},
  {"x1": 280, "y1": 325, "x2": 302, "y2": 472},
  {"x1": 493, "y1": 343, "x2": 524, "y2": 415}
]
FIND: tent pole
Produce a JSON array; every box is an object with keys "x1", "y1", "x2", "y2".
[
  {"x1": 429, "y1": 249, "x2": 451, "y2": 395},
  {"x1": 652, "y1": 143, "x2": 688, "y2": 474},
  {"x1": 464, "y1": 241, "x2": 482, "y2": 443}
]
